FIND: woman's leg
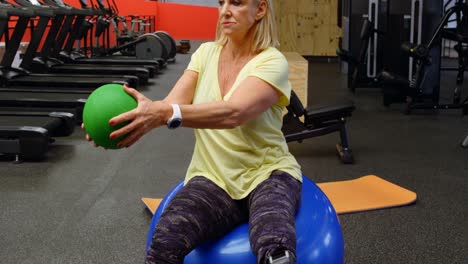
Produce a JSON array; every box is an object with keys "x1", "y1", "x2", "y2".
[
  {"x1": 145, "y1": 176, "x2": 248, "y2": 264},
  {"x1": 247, "y1": 171, "x2": 302, "y2": 264}
]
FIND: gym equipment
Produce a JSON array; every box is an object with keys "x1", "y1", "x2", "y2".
[
  {"x1": 0, "y1": 3, "x2": 84, "y2": 159},
  {"x1": 0, "y1": 0, "x2": 139, "y2": 88},
  {"x1": 0, "y1": 110, "x2": 75, "y2": 162},
  {"x1": 379, "y1": 0, "x2": 444, "y2": 111},
  {"x1": 0, "y1": 93, "x2": 86, "y2": 124},
  {"x1": 82, "y1": 84, "x2": 137, "y2": 149},
  {"x1": 381, "y1": 0, "x2": 413, "y2": 89},
  {"x1": 439, "y1": 0, "x2": 468, "y2": 111},
  {"x1": 337, "y1": 18, "x2": 374, "y2": 92},
  {"x1": 340, "y1": 0, "x2": 387, "y2": 90},
  {"x1": 143, "y1": 175, "x2": 417, "y2": 215},
  {"x1": 0, "y1": 1, "x2": 88, "y2": 126},
  {"x1": 177, "y1": 40, "x2": 192, "y2": 54},
  {"x1": 88, "y1": 0, "x2": 168, "y2": 67},
  {"x1": 0, "y1": 1, "x2": 126, "y2": 124},
  {"x1": 105, "y1": 0, "x2": 155, "y2": 48},
  {"x1": 42, "y1": 0, "x2": 161, "y2": 73},
  {"x1": 145, "y1": 176, "x2": 344, "y2": 264},
  {"x1": 15, "y1": 0, "x2": 151, "y2": 84},
  {"x1": 155, "y1": 31, "x2": 177, "y2": 63},
  {"x1": 341, "y1": 0, "x2": 443, "y2": 105},
  {"x1": 131, "y1": 33, "x2": 168, "y2": 63},
  {"x1": 281, "y1": 91, "x2": 355, "y2": 164}
]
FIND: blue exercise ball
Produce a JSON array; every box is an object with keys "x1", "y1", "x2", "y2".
[{"x1": 146, "y1": 176, "x2": 344, "y2": 263}]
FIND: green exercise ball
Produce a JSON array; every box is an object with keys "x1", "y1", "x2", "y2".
[{"x1": 83, "y1": 84, "x2": 137, "y2": 149}]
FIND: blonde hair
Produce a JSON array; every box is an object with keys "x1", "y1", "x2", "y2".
[{"x1": 215, "y1": 0, "x2": 279, "y2": 52}]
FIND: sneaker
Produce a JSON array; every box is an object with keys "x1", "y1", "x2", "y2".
[{"x1": 268, "y1": 250, "x2": 296, "y2": 264}]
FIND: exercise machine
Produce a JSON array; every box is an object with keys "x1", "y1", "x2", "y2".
[
  {"x1": 0, "y1": 0, "x2": 140, "y2": 88},
  {"x1": 0, "y1": 91, "x2": 86, "y2": 124},
  {"x1": 337, "y1": 18, "x2": 374, "y2": 92},
  {"x1": 341, "y1": 0, "x2": 443, "y2": 106},
  {"x1": 379, "y1": 0, "x2": 443, "y2": 109},
  {"x1": 104, "y1": 0, "x2": 153, "y2": 51},
  {"x1": 0, "y1": 1, "x2": 95, "y2": 125},
  {"x1": 340, "y1": 0, "x2": 387, "y2": 91},
  {"x1": 97, "y1": 1, "x2": 177, "y2": 64},
  {"x1": 155, "y1": 31, "x2": 177, "y2": 63},
  {"x1": 0, "y1": 5, "x2": 78, "y2": 160},
  {"x1": 282, "y1": 91, "x2": 356, "y2": 164},
  {"x1": 88, "y1": 0, "x2": 168, "y2": 67},
  {"x1": 94, "y1": 0, "x2": 177, "y2": 63},
  {"x1": 14, "y1": 0, "x2": 152, "y2": 84},
  {"x1": 440, "y1": 0, "x2": 468, "y2": 106},
  {"x1": 380, "y1": 0, "x2": 465, "y2": 114},
  {"x1": 40, "y1": 0, "x2": 161, "y2": 73},
  {"x1": 0, "y1": 110, "x2": 75, "y2": 162}
]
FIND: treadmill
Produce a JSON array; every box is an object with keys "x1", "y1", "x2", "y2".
[
  {"x1": 0, "y1": 110, "x2": 75, "y2": 162},
  {"x1": 11, "y1": 0, "x2": 152, "y2": 84},
  {"x1": 37, "y1": 0, "x2": 160, "y2": 76},
  {"x1": 0, "y1": 92, "x2": 86, "y2": 124},
  {"x1": 0, "y1": 5, "x2": 87, "y2": 124},
  {"x1": 0, "y1": 0, "x2": 140, "y2": 88},
  {"x1": 55, "y1": 0, "x2": 165, "y2": 69}
]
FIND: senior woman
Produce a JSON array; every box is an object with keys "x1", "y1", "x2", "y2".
[{"x1": 89, "y1": 1, "x2": 302, "y2": 263}]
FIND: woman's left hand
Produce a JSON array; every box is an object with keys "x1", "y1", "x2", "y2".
[{"x1": 109, "y1": 85, "x2": 171, "y2": 148}]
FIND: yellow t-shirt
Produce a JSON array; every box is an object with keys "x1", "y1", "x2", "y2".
[{"x1": 184, "y1": 42, "x2": 302, "y2": 199}]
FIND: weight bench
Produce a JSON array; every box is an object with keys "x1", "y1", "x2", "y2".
[{"x1": 282, "y1": 91, "x2": 356, "y2": 164}]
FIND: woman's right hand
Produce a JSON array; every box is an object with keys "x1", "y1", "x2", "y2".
[{"x1": 107, "y1": 85, "x2": 172, "y2": 148}]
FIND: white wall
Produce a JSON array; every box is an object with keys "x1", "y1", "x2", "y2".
[
  {"x1": 444, "y1": 0, "x2": 456, "y2": 27},
  {"x1": 160, "y1": 0, "x2": 218, "y2": 7}
]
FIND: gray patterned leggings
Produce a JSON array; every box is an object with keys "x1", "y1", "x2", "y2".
[{"x1": 145, "y1": 171, "x2": 302, "y2": 264}]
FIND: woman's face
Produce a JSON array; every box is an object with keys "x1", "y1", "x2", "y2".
[{"x1": 218, "y1": 0, "x2": 265, "y2": 39}]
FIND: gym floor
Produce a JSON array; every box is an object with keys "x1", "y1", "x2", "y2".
[{"x1": 1, "y1": 41, "x2": 467, "y2": 264}]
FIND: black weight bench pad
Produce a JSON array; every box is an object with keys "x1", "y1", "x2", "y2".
[{"x1": 305, "y1": 102, "x2": 355, "y2": 125}]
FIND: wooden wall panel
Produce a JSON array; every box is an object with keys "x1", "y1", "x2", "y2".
[
  {"x1": 274, "y1": 0, "x2": 340, "y2": 56},
  {"x1": 279, "y1": 14, "x2": 298, "y2": 52}
]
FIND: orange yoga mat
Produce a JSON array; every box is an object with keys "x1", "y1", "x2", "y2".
[{"x1": 142, "y1": 175, "x2": 417, "y2": 215}]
